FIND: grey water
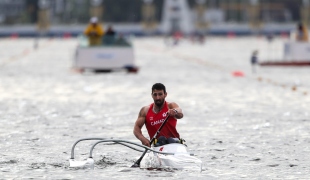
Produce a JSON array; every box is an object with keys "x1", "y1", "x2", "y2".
[{"x1": 0, "y1": 37, "x2": 309, "y2": 179}]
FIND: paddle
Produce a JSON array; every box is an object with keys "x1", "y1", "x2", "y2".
[{"x1": 131, "y1": 114, "x2": 170, "y2": 168}]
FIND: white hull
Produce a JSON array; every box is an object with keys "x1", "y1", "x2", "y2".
[
  {"x1": 73, "y1": 35, "x2": 137, "y2": 72},
  {"x1": 140, "y1": 144, "x2": 202, "y2": 171},
  {"x1": 74, "y1": 46, "x2": 135, "y2": 70},
  {"x1": 283, "y1": 42, "x2": 310, "y2": 61}
]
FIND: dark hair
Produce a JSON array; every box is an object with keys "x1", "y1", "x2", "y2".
[{"x1": 152, "y1": 83, "x2": 166, "y2": 93}]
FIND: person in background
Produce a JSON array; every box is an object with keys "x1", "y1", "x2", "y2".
[
  {"x1": 251, "y1": 50, "x2": 258, "y2": 73},
  {"x1": 114, "y1": 33, "x2": 130, "y2": 46},
  {"x1": 84, "y1": 17, "x2": 104, "y2": 46},
  {"x1": 102, "y1": 25, "x2": 116, "y2": 45},
  {"x1": 296, "y1": 23, "x2": 309, "y2": 42},
  {"x1": 133, "y1": 83, "x2": 184, "y2": 147},
  {"x1": 105, "y1": 25, "x2": 116, "y2": 36}
]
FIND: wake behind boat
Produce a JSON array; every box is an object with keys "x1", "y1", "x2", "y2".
[{"x1": 68, "y1": 138, "x2": 202, "y2": 171}]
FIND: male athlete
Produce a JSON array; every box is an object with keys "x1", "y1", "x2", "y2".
[{"x1": 133, "y1": 83, "x2": 184, "y2": 147}]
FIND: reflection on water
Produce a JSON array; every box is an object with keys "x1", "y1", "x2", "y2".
[{"x1": 0, "y1": 37, "x2": 309, "y2": 179}]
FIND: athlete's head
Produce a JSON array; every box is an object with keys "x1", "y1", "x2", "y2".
[
  {"x1": 151, "y1": 83, "x2": 167, "y2": 107},
  {"x1": 152, "y1": 83, "x2": 166, "y2": 94}
]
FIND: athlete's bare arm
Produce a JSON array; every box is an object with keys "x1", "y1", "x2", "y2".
[
  {"x1": 167, "y1": 102, "x2": 183, "y2": 119},
  {"x1": 133, "y1": 106, "x2": 151, "y2": 147}
]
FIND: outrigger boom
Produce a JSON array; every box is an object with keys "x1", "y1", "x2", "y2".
[{"x1": 69, "y1": 138, "x2": 176, "y2": 169}]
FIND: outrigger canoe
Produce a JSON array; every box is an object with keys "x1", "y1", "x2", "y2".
[
  {"x1": 69, "y1": 115, "x2": 202, "y2": 170},
  {"x1": 69, "y1": 138, "x2": 202, "y2": 171}
]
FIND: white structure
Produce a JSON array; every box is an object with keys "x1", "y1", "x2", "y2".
[
  {"x1": 283, "y1": 30, "x2": 310, "y2": 61},
  {"x1": 160, "y1": 0, "x2": 194, "y2": 35},
  {"x1": 283, "y1": 42, "x2": 310, "y2": 61}
]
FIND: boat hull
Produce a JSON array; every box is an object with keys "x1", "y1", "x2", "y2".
[
  {"x1": 259, "y1": 42, "x2": 310, "y2": 67},
  {"x1": 140, "y1": 143, "x2": 202, "y2": 171},
  {"x1": 259, "y1": 61, "x2": 310, "y2": 66}
]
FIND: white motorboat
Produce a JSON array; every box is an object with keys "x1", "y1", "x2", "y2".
[
  {"x1": 73, "y1": 35, "x2": 138, "y2": 72},
  {"x1": 259, "y1": 30, "x2": 310, "y2": 66}
]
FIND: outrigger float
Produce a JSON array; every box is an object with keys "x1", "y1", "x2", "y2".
[{"x1": 69, "y1": 115, "x2": 202, "y2": 171}]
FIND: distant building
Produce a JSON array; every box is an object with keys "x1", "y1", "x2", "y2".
[
  {"x1": 0, "y1": 0, "x2": 306, "y2": 26},
  {"x1": 0, "y1": 0, "x2": 26, "y2": 24}
]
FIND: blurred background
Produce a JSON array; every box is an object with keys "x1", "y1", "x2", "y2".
[{"x1": 0, "y1": 0, "x2": 309, "y2": 37}]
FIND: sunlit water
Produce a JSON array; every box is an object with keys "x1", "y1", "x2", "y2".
[{"x1": 0, "y1": 36, "x2": 309, "y2": 179}]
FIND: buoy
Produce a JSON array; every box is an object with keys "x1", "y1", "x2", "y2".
[
  {"x1": 232, "y1": 71, "x2": 244, "y2": 77},
  {"x1": 227, "y1": 32, "x2": 236, "y2": 38},
  {"x1": 10, "y1": 33, "x2": 19, "y2": 39},
  {"x1": 281, "y1": 32, "x2": 288, "y2": 38},
  {"x1": 63, "y1": 33, "x2": 72, "y2": 39}
]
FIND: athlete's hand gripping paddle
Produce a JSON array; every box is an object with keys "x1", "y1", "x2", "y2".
[{"x1": 131, "y1": 114, "x2": 170, "y2": 168}]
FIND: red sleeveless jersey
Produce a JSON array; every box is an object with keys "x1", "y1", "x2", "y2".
[{"x1": 145, "y1": 101, "x2": 180, "y2": 139}]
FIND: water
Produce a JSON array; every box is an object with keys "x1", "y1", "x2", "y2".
[{"x1": 0, "y1": 36, "x2": 309, "y2": 179}]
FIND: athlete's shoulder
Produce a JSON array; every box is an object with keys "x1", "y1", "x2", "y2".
[
  {"x1": 140, "y1": 105, "x2": 151, "y2": 116},
  {"x1": 167, "y1": 102, "x2": 178, "y2": 108},
  {"x1": 143, "y1": 104, "x2": 151, "y2": 111}
]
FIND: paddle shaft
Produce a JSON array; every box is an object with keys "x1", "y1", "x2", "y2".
[{"x1": 131, "y1": 114, "x2": 170, "y2": 167}]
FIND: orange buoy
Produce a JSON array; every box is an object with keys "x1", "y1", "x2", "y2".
[{"x1": 232, "y1": 71, "x2": 244, "y2": 77}]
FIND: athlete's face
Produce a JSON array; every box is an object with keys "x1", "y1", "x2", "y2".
[{"x1": 152, "y1": 89, "x2": 167, "y2": 107}]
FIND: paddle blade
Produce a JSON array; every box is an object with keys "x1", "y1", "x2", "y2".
[
  {"x1": 131, "y1": 162, "x2": 140, "y2": 168},
  {"x1": 131, "y1": 151, "x2": 146, "y2": 168}
]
